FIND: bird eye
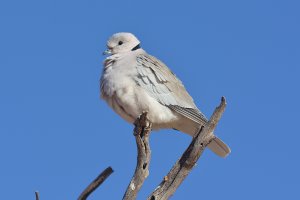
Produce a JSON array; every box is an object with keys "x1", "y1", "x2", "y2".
[{"x1": 118, "y1": 41, "x2": 123, "y2": 45}]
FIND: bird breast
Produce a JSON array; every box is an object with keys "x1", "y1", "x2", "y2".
[
  {"x1": 101, "y1": 54, "x2": 137, "y2": 97},
  {"x1": 100, "y1": 52, "x2": 179, "y2": 129}
]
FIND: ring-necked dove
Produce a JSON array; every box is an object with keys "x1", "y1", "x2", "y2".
[{"x1": 100, "y1": 32, "x2": 230, "y2": 157}]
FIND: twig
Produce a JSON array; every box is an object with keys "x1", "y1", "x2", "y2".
[
  {"x1": 148, "y1": 97, "x2": 227, "y2": 200},
  {"x1": 35, "y1": 191, "x2": 40, "y2": 200},
  {"x1": 123, "y1": 112, "x2": 152, "y2": 200},
  {"x1": 78, "y1": 166, "x2": 114, "y2": 200}
]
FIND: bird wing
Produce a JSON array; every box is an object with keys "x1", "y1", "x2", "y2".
[{"x1": 134, "y1": 54, "x2": 207, "y2": 125}]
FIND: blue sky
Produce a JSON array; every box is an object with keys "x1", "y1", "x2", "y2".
[{"x1": 0, "y1": 0, "x2": 299, "y2": 199}]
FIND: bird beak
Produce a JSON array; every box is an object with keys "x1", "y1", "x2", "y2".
[{"x1": 103, "y1": 48, "x2": 112, "y2": 55}]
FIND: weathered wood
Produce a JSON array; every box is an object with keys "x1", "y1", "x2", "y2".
[
  {"x1": 37, "y1": 97, "x2": 227, "y2": 200},
  {"x1": 123, "y1": 112, "x2": 152, "y2": 200},
  {"x1": 78, "y1": 166, "x2": 114, "y2": 200},
  {"x1": 148, "y1": 97, "x2": 227, "y2": 200}
]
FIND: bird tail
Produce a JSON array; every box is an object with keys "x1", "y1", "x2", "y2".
[{"x1": 207, "y1": 137, "x2": 231, "y2": 158}]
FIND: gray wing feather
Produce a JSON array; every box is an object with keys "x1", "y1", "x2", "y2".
[
  {"x1": 168, "y1": 105, "x2": 208, "y2": 125},
  {"x1": 135, "y1": 54, "x2": 207, "y2": 125}
]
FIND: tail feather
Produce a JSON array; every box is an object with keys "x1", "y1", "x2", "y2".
[
  {"x1": 172, "y1": 119, "x2": 231, "y2": 157},
  {"x1": 207, "y1": 137, "x2": 231, "y2": 158}
]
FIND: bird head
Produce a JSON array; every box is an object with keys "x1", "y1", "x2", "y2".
[{"x1": 103, "y1": 32, "x2": 141, "y2": 55}]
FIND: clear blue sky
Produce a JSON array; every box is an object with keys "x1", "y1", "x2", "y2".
[{"x1": 0, "y1": 0, "x2": 299, "y2": 199}]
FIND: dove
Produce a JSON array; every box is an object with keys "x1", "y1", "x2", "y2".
[{"x1": 100, "y1": 32, "x2": 230, "y2": 157}]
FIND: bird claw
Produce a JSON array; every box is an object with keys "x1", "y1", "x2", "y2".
[{"x1": 133, "y1": 111, "x2": 152, "y2": 137}]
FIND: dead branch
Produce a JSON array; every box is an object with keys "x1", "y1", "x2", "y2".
[
  {"x1": 78, "y1": 166, "x2": 114, "y2": 200},
  {"x1": 35, "y1": 191, "x2": 40, "y2": 200},
  {"x1": 147, "y1": 96, "x2": 227, "y2": 200},
  {"x1": 34, "y1": 97, "x2": 226, "y2": 200},
  {"x1": 123, "y1": 112, "x2": 152, "y2": 200}
]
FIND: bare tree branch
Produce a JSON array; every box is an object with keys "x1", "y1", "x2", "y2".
[
  {"x1": 35, "y1": 191, "x2": 40, "y2": 200},
  {"x1": 148, "y1": 96, "x2": 227, "y2": 200},
  {"x1": 35, "y1": 97, "x2": 227, "y2": 200},
  {"x1": 123, "y1": 112, "x2": 152, "y2": 200},
  {"x1": 78, "y1": 166, "x2": 114, "y2": 200}
]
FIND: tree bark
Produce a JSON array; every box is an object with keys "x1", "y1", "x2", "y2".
[
  {"x1": 123, "y1": 112, "x2": 152, "y2": 200},
  {"x1": 35, "y1": 97, "x2": 227, "y2": 200},
  {"x1": 147, "y1": 97, "x2": 227, "y2": 200}
]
